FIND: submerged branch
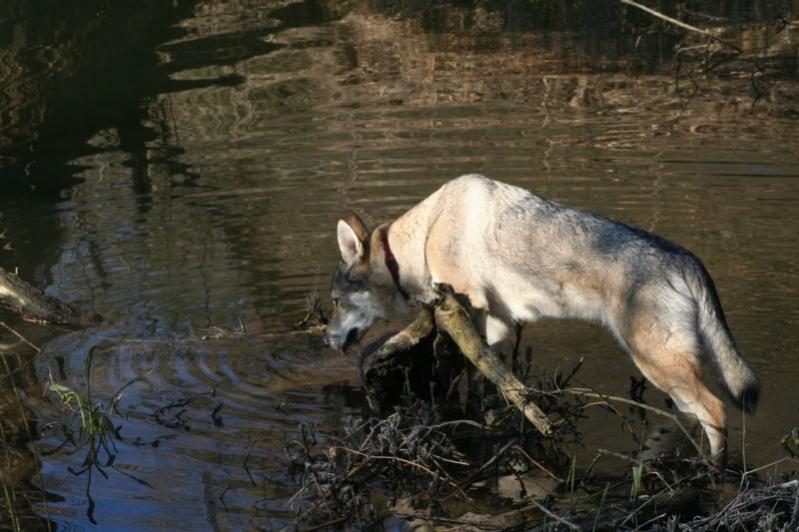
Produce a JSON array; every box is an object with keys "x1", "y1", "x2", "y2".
[{"x1": 0, "y1": 266, "x2": 102, "y2": 328}]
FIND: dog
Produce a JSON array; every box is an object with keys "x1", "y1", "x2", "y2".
[{"x1": 326, "y1": 174, "x2": 759, "y2": 465}]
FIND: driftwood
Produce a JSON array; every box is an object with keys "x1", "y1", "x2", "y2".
[
  {"x1": 0, "y1": 266, "x2": 102, "y2": 327},
  {"x1": 433, "y1": 287, "x2": 552, "y2": 437},
  {"x1": 360, "y1": 285, "x2": 552, "y2": 437}
]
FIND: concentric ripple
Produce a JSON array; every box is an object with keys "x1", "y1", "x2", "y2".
[{"x1": 33, "y1": 328, "x2": 359, "y2": 529}]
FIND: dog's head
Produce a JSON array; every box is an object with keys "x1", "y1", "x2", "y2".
[{"x1": 326, "y1": 212, "x2": 410, "y2": 355}]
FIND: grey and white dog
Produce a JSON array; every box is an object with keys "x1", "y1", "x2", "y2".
[{"x1": 326, "y1": 174, "x2": 758, "y2": 465}]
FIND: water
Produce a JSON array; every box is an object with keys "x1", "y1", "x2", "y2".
[{"x1": 2, "y1": 0, "x2": 799, "y2": 528}]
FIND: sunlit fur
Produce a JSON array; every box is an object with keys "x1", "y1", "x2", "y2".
[{"x1": 327, "y1": 174, "x2": 759, "y2": 466}]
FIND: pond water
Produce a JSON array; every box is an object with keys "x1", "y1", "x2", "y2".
[{"x1": 1, "y1": 0, "x2": 798, "y2": 529}]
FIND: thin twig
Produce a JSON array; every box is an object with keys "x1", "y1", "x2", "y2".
[
  {"x1": 560, "y1": 387, "x2": 701, "y2": 454},
  {"x1": 739, "y1": 457, "x2": 799, "y2": 489},
  {"x1": 512, "y1": 445, "x2": 561, "y2": 481},
  {"x1": 619, "y1": 0, "x2": 742, "y2": 53},
  {"x1": 430, "y1": 455, "x2": 473, "y2": 502},
  {"x1": 527, "y1": 498, "x2": 581, "y2": 531},
  {"x1": 596, "y1": 449, "x2": 676, "y2": 493},
  {"x1": 444, "y1": 439, "x2": 515, "y2": 499},
  {"x1": 432, "y1": 454, "x2": 470, "y2": 467},
  {"x1": 556, "y1": 357, "x2": 585, "y2": 389},
  {"x1": 300, "y1": 515, "x2": 350, "y2": 532},
  {"x1": 424, "y1": 419, "x2": 486, "y2": 432},
  {"x1": 636, "y1": 512, "x2": 669, "y2": 529},
  {"x1": 0, "y1": 321, "x2": 41, "y2": 352},
  {"x1": 333, "y1": 446, "x2": 451, "y2": 485},
  {"x1": 286, "y1": 484, "x2": 308, "y2": 507},
  {"x1": 402, "y1": 514, "x2": 503, "y2": 531}
]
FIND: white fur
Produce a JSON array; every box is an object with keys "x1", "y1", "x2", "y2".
[
  {"x1": 341, "y1": 291, "x2": 385, "y2": 332},
  {"x1": 484, "y1": 314, "x2": 512, "y2": 349},
  {"x1": 337, "y1": 220, "x2": 363, "y2": 265}
]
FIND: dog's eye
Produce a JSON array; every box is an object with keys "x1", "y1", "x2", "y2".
[{"x1": 332, "y1": 297, "x2": 340, "y2": 306}]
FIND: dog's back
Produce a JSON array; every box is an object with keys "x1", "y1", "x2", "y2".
[
  {"x1": 403, "y1": 175, "x2": 698, "y2": 326},
  {"x1": 399, "y1": 175, "x2": 758, "y2": 463}
]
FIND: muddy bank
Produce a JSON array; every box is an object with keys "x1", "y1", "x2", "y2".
[{"x1": 0, "y1": 338, "x2": 50, "y2": 531}]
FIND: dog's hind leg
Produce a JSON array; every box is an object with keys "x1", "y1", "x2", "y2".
[
  {"x1": 616, "y1": 284, "x2": 729, "y2": 466},
  {"x1": 625, "y1": 323, "x2": 728, "y2": 467}
]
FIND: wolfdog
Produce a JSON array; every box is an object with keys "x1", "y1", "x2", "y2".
[{"x1": 326, "y1": 174, "x2": 758, "y2": 465}]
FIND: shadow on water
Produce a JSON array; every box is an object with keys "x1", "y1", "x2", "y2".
[
  {"x1": 0, "y1": 0, "x2": 336, "y2": 195},
  {"x1": 0, "y1": 0, "x2": 798, "y2": 529},
  {"x1": 1, "y1": 0, "x2": 192, "y2": 195}
]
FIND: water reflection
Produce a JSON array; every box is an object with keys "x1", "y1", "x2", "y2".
[{"x1": 0, "y1": 0, "x2": 798, "y2": 528}]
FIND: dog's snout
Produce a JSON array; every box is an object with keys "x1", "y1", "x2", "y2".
[{"x1": 325, "y1": 327, "x2": 360, "y2": 356}]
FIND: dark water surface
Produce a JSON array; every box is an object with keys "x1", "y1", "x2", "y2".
[{"x1": 2, "y1": 0, "x2": 799, "y2": 528}]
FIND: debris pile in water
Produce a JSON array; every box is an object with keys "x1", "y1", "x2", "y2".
[{"x1": 287, "y1": 293, "x2": 799, "y2": 531}]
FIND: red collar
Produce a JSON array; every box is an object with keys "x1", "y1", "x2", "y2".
[{"x1": 381, "y1": 229, "x2": 409, "y2": 301}]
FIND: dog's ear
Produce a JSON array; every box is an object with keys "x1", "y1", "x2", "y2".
[{"x1": 337, "y1": 212, "x2": 369, "y2": 265}]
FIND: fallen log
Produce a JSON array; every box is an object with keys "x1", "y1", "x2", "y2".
[
  {"x1": 0, "y1": 267, "x2": 102, "y2": 327},
  {"x1": 432, "y1": 286, "x2": 553, "y2": 437}
]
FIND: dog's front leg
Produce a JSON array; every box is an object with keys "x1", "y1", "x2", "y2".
[
  {"x1": 469, "y1": 305, "x2": 513, "y2": 352},
  {"x1": 484, "y1": 314, "x2": 513, "y2": 352}
]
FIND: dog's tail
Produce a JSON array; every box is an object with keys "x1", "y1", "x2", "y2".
[{"x1": 685, "y1": 258, "x2": 759, "y2": 413}]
